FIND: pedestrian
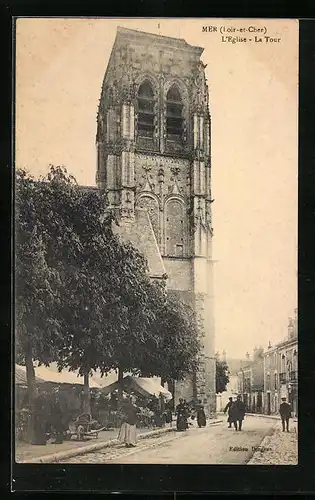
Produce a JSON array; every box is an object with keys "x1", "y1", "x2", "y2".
[
  {"x1": 195, "y1": 399, "x2": 206, "y2": 428},
  {"x1": 176, "y1": 398, "x2": 188, "y2": 431},
  {"x1": 279, "y1": 397, "x2": 292, "y2": 432},
  {"x1": 118, "y1": 394, "x2": 138, "y2": 447},
  {"x1": 183, "y1": 399, "x2": 191, "y2": 429},
  {"x1": 230, "y1": 395, "x2": 246, "y2": 431},
  {"x1": 223, "y1": 397, "x2": 234, "y2": 428},
  {"x1": 164, "y1": 403, "x2": 173, "y2": 427}
]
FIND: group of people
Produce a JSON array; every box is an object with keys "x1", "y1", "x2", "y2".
[
  {"x1": 176, "y1": 398, "x2": 206, "y2": 431},
  {"x1": 224, "y1": 395, "x2": 293, "y2": 432},
  {"x1": 117, "y1": 392, "x2": 294, "y2": 449},
  {"x1": 117, "y1": 392, "x2": 175, "y2": 447},
  {"x1": 117, "y1": 395, "x2": 208, "y2": 446},
  {"x1": 224, "y1": 395, "x2": 246, "y2": 431}
]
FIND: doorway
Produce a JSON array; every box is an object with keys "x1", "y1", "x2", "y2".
[{"x1": 267, "y1": 392, "x2": 271, "y2": 415}]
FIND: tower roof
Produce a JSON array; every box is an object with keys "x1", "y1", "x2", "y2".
[{"x1": 114, "y1": 26, "x2": 204, "y2": 55}]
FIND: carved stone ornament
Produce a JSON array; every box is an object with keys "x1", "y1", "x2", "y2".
[{"x1": 140, "y1": 165, "x2": 156, "y2": 193}]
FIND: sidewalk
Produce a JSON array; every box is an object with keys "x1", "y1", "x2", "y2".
[
  {"x1": 218, "y1": 411, "x2": 298, "y2": 422},
  {"x1": 16, "y1": 418, "x2": 222, "y2": 463},
  {"x1": 15, "y1": 424, "x2": 179, "y2": 463},
  {"x1": 247, "y1": 419, "x2": 298, "y2": 465},
  {"x1": 15, "y1": 427, "x2": 152, "y2": 463}
]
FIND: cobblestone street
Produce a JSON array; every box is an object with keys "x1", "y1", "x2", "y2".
[
  {"x1": 248, "y1": 419, "x2": 298, "y2": 465},
  {"x1": 59, "y1": 416, "x2": 296, "y2": 465}
]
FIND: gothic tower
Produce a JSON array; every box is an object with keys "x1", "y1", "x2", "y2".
[{"x1": 96, "y1": 27, "x2": 216, "y2": 413}]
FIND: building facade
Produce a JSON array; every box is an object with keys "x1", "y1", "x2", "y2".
[
  {"x1": 237, "y1": 348, "x2": 264, "y2": 413},
  {"x1": 96, "y1": 27, "x2": 216, "y2": 412},
  {"x1": 216, "y1": 352, "x2": 247, "y2": 412},
  {"x1": 263, "y1": 311, "x2": 298, "y2": 416}
]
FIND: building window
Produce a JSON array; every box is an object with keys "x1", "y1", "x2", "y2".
[
  {"x1": 175, "y1": 244, "x2": 184, "y2": 257},
  {"x1": 137, "y1": 81, "x2": 155, "y2": 138},
  {"x1": 166, "y1": 85, "x2": 184, "y2": 141},
  {"x1": 274, "y1": 373, "x2": 277, "y2": 389},
  {"x1": 266, "y1": 374, "x2": 270, "y2": 390}
]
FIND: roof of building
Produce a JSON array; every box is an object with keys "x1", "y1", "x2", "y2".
[
  {"x1": 16, "y1": 363, "x2": 101, "y2": 388},
  {"x1": 100, "y1": 375, "x2": 172, "y2": 401},
  {"x1": 263, "y1": 335, "x2": 298, "y2": 355},
  {"x1": 114, "y1": 208, "x2": 166, "y2": 279},
  {"x1": 15, "y1": 365, "x2": 45, "y2": 386}
]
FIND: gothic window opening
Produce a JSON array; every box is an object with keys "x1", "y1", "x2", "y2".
[
  {"x1": 137, "y1": 81, "x2": 155, "y2": 138},
  {"x1": 165, "y1": 199, "x2": 185, "y2": 256},
  {"x1": 166, "y1": 85, "x2": 184, "y2": 141}
]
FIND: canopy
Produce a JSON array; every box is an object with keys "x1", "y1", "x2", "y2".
[
  {"x1": 15, "y1": 364, "x2": 101, "y2": 388},
  {"x1": 101, "y1": 375, "x2": 172, "y2": 402},
  {"x1": 15, "y1": 365, "x2": 45, "y2": 386}
]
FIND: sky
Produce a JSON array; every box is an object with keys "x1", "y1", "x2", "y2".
[{"x1": 15, "y1": 18, "x2": 298, "y2": 359}]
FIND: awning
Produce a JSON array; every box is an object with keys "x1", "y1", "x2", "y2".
[
  {"x1": 15, "y1": 364, "x2": 101, "y2": 388},
  {"x1": 15, "y1": 365, "x2": 45, "y2": 386},
  {"x1": 101, "y1": 375, "x2": 172, "y2": 401}
]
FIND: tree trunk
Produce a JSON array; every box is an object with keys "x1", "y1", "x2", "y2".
[
  {"x1": 167, "y1": 378, "x2": 175, "y2": 411},
  {"x1": 117, "y1": 366, "x2": 124, "y2": 403},
  {"x1": 83, "y1": 372, "x2": 91, "y2": 414},
  {"x1": 25, "y1": 345, "x2": 36, "y2": 443}
]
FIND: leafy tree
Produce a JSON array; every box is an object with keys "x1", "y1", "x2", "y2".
[
  {"x1": 15, "y1": 165, "x2": 203, "y2": 423},
  {"x1": 216, "y1": 359, "x2": 229, "y2": 394},
  {"x1": 15, "y1": 170, "x2": 65, "y2": 438},
  {"x1": 137, "y1": 284, "x2": 201, "y2": 381}
]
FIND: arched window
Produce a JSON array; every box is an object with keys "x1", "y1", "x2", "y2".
[
  {"x1": 165, "y1": 199, "x2": 185, "y2": 256},
  {"x1": 137, "y1": 81, "x2": 155, "y2": 138},
  {"x1": 166, "y1": 85, "x2": 184, "y2": 140}
]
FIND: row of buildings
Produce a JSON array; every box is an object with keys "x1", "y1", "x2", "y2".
[{"x1": 217, "y1": 309, "x2": 298, "y2": 417}]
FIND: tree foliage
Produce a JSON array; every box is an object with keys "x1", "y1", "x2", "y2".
[
  {"x1": 15, "y1": 165, "x2": 202, "y2": 420},
  {"x1": 216, "y1": 359, "x2": 229, "y2": 394}
]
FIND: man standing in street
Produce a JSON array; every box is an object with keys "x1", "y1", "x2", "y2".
[
  {"x1": 224, "y1": 397, "x2": 233, "y2": 428},
  {"x1": 279, "y1": 397, "x2": 292, "y2": 432}
]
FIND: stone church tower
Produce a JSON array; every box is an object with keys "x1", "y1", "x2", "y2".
[{"x1": 96, "y1": 27, "x2": 216, "y2": 413}]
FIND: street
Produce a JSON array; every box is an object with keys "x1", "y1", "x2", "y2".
[{"x1": 61, "y1": 416, "x2": 279, "y2": 464}]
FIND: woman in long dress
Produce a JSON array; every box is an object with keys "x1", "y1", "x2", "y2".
[
  {"x1": 176, "y1": 398, "x2": 188, "y2": 431},
  {"x1": 118, "y1": 395, "x2": 138, "y2": 447}
]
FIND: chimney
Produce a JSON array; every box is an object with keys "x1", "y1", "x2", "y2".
[
  {"x1": 288, "y1": 317, "x2": 294, "y2": 339},
  {"x1": 253, "y1": 346, "x2": 264, "y2": 361},
  {"x1": 246, "y1": 351, "x2": 250, "y2": 359},
  {"x1": 294, "y1": 308, "x2": 298, "y2": 337},
  {"x1": 268, "y1": 341, "x2": 272, "y2": 349}
]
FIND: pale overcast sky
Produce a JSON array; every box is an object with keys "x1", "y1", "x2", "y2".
[{"x1": 15, "y1": 18, "x2": 298, "y2": 359}]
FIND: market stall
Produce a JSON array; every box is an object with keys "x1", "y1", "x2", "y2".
[
  {"x1": 101, "y1": 375, "x2": 172, "y2": 401},
  {"x1": 100, "y1": 376, "x2": 173, "y2": 428},
  {"x1": 15, "y1": 364, "x2": 103, "y2": 442}
]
